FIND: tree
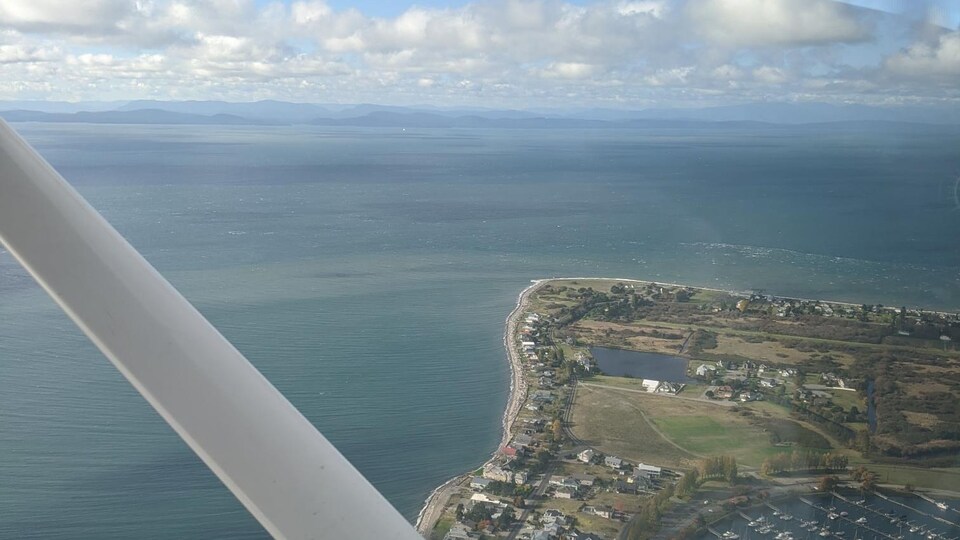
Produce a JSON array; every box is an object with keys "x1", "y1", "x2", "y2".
[
  {"x1": 817, "y1": 475, "x2": 839, "y2": 492},
  {"x1": 724, "y1": 456, "x2": 738, "y2": 484},
  {"x1": 551, "y1": 419, "x2": 563, "y2": 442},
  {"x1": 860, "y1": 471, "x2": 878, "y2": 492}
]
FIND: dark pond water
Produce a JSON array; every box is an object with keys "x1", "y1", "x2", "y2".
[{"x1": 590, "y1": 347, "x2": 692, "y2": 381}]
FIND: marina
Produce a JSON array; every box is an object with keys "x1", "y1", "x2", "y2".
[{"x1": 694, "y1": 491, "x2": 959, "y2": 540}]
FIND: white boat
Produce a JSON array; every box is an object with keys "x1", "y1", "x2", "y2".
[
  {"x1": 840, "y1": 511, "x2": 849, "y2": 517},
  {"x1": 820, "y1": 529, "x2": 833, "y2": 537},
  {"x1": 855, "y1": 517, "x2": 868, "y2": 524},
  {"x1": 828, "y1": 513, "x2": 839, "y2": 520},
  {"x1": 936, "y1": 502, "x2": 948, "y2": 511},
  {"x1": 722, "y1": 531, "x2": 740, "y2": 540}
]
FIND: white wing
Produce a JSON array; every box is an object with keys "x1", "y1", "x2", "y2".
[{"x1": 0, "y1": 120, "x2": 423, "y2": 540}]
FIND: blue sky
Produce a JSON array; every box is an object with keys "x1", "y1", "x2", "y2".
[{"x1": 0, "y1": 0, "x2": 957, "y2": 107}]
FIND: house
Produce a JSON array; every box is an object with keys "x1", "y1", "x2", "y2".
[
  {"x1": 469, "y1": 493, "x2": 502, "y2": 505},
  {"x1": 759, "y1": 378, "x2": 778, "y2": 388},
  {"x1": 604, "y1": 455, "x2": 623, "y2": 469},
  {"x1": 714, "y1": 385, "x2": 734, "y2": 399},
  {"x1": 531, "y1": 390, "x2": 554, "y2": 403},
  {"x1": 635, "y1": 463, "x2": 662, "y2": 477},
  {"x1": 617, "y1": 480, "x2": 639, "y2": 494},
  {"x1": 513, "y1": 471, "x2": 529, "y2": 485},
  {"x1": 656, "y1": 381, "x2": 684, "y2": 394},
  {"x1": 443, "y1": 524, "x2": 479, "y2": 540},
  {"x1": 550, "y1": 477, "x2": 579, "y2": 490},
  {"x1": 500, "y1": 445, "x2": 519, "y2": 458},
  {"x1": 542, "y1": 509, "x2": 567, "y2": 525},
  {"x1": 482, "y1": 464, "x2": 513, "y2": 483},
  {"x1": 512, "y1": 434, "x2": 534, "y2": 447},
  {"x1": 470, "y1": 477, "x2": 493, "y2": 490},
  {"x1": 568, "y1": 533, "x2": 603, "y2": 540},
  {"x1": 593, "y1": 505, "x2": 615, "y2": 519},
  {"x1": 578, "y1": 448, "x2": 596, "y2": 463},
  {"x1": 571, "y1": 473, "x2": 595, "y2": 487},
  {"x1": 554, "y1": 486, "x2": 577, "y2": 499},
  {"x1": 641, "y1": 379, "x2": 660, "y2": 392},
  {"x1": 696, "y1": 364, "x2": 716, "y2": 377},
  {"x1": 628, "y1": 473, "x2": 653, "y2": 489}
]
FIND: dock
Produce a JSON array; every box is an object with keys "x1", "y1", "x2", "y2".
[
  {"x1": 874, "y1": 492, "x2": 957, "y2": 527},
  {"x1": 800, "y1": 495, "x2": 897, "y2": 540}
]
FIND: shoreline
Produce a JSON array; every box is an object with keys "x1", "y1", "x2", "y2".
[
  {"x1": 414, "y1": 276, "x2": 959, "y2": 536},
  {"x1": 415, "y1": 279, "x2": 543, "y2": 535}
]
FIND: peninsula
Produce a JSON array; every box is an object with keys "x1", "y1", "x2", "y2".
[{"x1": 419, "y1": 278, "x2": 960, "y2": 540}]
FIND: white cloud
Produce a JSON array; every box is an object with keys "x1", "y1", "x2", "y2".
[
  {"x1": 0, "y1": 43, "x2": 59, "y2": 63},
  {"x1": 0, "y1": 0, "x2": 133, "y2": 34},
  {"x1": 687, "y1": 0, "x2": 870, "y2": 47},
  {"x1": 884, "y1": 31, "x2": 960, "y2": 78},
  {"x1": 0, "y1": 0, "x2": 953, "y2": 107},
  {"x1": 538, "y1": 61, "x2": 598, "y2": 79}
]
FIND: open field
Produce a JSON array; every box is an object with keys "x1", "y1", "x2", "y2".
[
  {"x1": 572, "y1": 383, "x2": 838, "y2": 469},
  {"x1": 570, "y1": 384, "x2": 700, "y2": 469},
  {"x1": 850, "y1": 461, "x2": 960, "y2": 491},
  {"x1": 571, "y1": 319, "x2": 686, "y2": 355}
]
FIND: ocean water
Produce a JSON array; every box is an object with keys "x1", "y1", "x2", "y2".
[{"x1": 1, "y1": 123, "x2": 958, "y2": 538}]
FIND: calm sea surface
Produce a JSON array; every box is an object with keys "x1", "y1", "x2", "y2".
[{"x1": 1, "y1": 123, "x2": 959, "y2": 538}]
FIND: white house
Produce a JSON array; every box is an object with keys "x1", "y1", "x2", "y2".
[
  {"x1": 578, "y1": 448, "x2": 596, "y2": 463},
  {"x1": 470, "y1": 477, "x2": 493, "y2": 490},
  {"x1": 604, "y1": 455, "x2": 623, "y2": 469},
  {"x1": 635, "y1": 463, "x2": 662, "y2": 477}
]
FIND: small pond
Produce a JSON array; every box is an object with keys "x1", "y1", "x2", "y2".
[{"x1": 590, "y1": 346, "x2": 692, "y2": 381}]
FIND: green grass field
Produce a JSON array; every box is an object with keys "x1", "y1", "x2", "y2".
[{"x1": 651, "y1": 415, "x2": 782, "y2": 467}]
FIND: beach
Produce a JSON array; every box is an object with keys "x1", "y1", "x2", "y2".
[{"x1": 415, "y1": 279, "x2": 543, "y2": 535}]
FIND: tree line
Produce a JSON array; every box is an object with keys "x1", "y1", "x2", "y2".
[{"x1": 760, "y1": 450, "x2": 848, "y2": 476}]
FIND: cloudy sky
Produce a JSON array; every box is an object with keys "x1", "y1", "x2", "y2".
[{"x1": 0, "y1": 0, "x2": 957, "y2": 108}]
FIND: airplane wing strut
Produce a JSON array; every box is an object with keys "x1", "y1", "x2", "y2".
[{"x1": 0, "y1": 120, "x2": 422, "y2": 540}]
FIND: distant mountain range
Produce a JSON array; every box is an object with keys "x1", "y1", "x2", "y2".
[{"x1": 1, "y1": 100, "x2": 958, "y2": 127}]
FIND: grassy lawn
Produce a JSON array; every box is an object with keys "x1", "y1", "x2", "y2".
[
  {"x1": 652, "y1": 414, "x2": 780, "y2": 467},
  {"x1": 827, "y1": 388, "x2": 866, "y2": 412},
  {"x1": 848, "y1": 461, "x2": 960, "y2": 491},
  {"x1": 570, "y1": 385, "x2": 699, "y2": 469},
  {"x1": 429, "y1": 516, "x2": 454, "y2": 540},
  {"x1": 572, "y1": 383, "x2": 841, "y2": 469}
]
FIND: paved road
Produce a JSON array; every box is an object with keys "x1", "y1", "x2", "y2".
[{"x1": 506, "y1": 462, "x2": 558, "y2": 540}]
